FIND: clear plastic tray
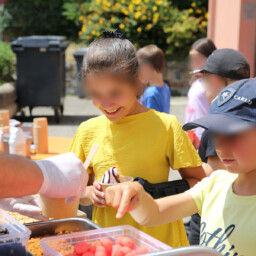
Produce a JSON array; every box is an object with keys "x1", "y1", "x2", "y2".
[
  {"x1": 40, "y1": 225, "x2": 172, "y2": 255},
  {"x1": 0, "y1": 210, "x2": 31, "y2": 256}
]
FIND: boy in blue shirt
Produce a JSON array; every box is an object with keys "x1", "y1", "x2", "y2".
[{"x1": 137, "y1": 45, "x2": 171, "y2": 114}]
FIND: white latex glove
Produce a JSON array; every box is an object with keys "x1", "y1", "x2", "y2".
[
  {"x1": 36, "y1": 152, "x2": 88, "y2": 203},
  {"x1": 0, "y1": 196, "x2": 48, "y2": 221}
]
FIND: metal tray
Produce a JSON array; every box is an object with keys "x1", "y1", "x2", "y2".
[{"x1": 25, "y1": 218, "x2": 101, "y2": 237}]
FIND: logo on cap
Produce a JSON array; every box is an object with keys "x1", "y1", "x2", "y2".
[{"x1": 217, "y1": 88, "x2": 236, "y2": 106}]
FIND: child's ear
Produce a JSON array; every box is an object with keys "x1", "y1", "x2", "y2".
[
  {"x1": 138, "y1": 68, "x2": 148, "y2": 84},
  {"x1": 134, "y1": 77, "x2": 146, "y2": 98},
  {"x1": 138, "y1": 73, "x2": 148, "y2": 84}
]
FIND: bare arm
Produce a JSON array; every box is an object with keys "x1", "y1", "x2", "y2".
[
  {"x1": 203, "y1": 156, "x2": 226, "y2": 176},
  {"x1": 179, "y1": 165, "x2": 205, "y2": 188},
  {"x1": 0, "y1": 153, "x2": 43, "y2": 198},
  {"x1": 105, "y1": 182, "x2": 198, "y2": 227}
]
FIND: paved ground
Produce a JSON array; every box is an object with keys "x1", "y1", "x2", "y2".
[{"x1": 16, "y1": 96, "x2": 188, "y2": 138}]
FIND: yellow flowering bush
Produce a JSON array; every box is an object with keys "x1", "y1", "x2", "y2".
[{"x1": 65, "y1": 0, "x2": 208, "y2": 60}]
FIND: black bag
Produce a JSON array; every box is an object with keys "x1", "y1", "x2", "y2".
[{"x1": 134, "y1": 177, "x2": 190, "y2": 199}]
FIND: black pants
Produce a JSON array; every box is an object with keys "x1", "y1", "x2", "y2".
[{"x1": 188, "y1": 213, "x2": 201, "y2": 245}]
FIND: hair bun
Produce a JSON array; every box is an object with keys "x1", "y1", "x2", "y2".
[{"x1": 102, "y1": 29, "x2": 126, "y2": 39}]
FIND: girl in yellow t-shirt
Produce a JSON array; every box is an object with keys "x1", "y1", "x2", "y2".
[{"x1": 70, "y1": 30, "x2": 204, "y2": 247}]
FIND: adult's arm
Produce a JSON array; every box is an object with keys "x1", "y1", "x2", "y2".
[
  {"x1": 0, "y1": 153, "x2": 43, "y2": 198},
  {"x1": 0, "y1": 152, "x2": 88, "y2": 200}
]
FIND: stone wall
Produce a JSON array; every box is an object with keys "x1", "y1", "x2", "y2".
[
  {"x1": 65, "y1": 62, "x2": 77, "y2": 96},
  {"x1": 163, "y1": 60, "x2": 190, "y2": 96},
  {"x1": 65, "y1": 59, "x2": 191, "y2": 97}
]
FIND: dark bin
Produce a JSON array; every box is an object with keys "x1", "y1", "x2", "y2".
[
  {"x1": 73, "y1": 47, "x2": 87, "y2": 98},
  {"x1": 11, "y1": 36, "x2": 69, "y2": 123}
]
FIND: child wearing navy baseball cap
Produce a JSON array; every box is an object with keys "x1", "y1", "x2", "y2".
[
  {"x1": 105, "y1": 78, "x2": 256, "y2": 256},
  {"x1": 197, "y1": 48, "x2": 250, "y2": 176},
  {"x1": 187, "y1": 48, "x2": 250, "y2": 246}
]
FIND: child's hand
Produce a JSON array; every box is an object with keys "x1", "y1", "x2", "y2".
[
  {"x1": 88, "y1": 181, "x2": 105, "y2": 207},
  {"x1": 105, "y1": 182, "x2": 143, "y2": 219}
]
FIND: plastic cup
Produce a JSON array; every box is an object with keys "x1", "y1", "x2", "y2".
[
  {"x1": 40, "y1": 196, "x2": 79, "y2": 219},
  {"x1": 33, "y1": 117, "x2": 48, "y2": 154},
  {"x1": 0, "y1": 127, "x2": 9, "y2": 153},
  {"x1": 100, "y1": 176, "x2": 134, "y2": 192},
  {"x1": 25, "y1": 135, "x2": 32, "y2": 158},
  {"x1": 0, "y1": 126, "x2": 9, "y2": 133},
  {"x1": 0, "y1": 110, "x2": 9, "y2": 127},
  {"x1": 2, "y1": 133, "x2": 9, "y2": 153}
]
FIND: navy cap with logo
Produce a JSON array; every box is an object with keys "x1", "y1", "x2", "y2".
[
  {"x1": 183, "y1": 78, "x2": 256, "y2": 134},
  {"x1": 195, "y1": 48, "x2": 250, "y2": 80}
]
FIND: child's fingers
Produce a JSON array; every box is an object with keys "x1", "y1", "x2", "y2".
[
  {"x1": 94, "y1": 188, "x2": 105, "y2": 199},
  {"x1": 92, "y1": 192, "x2": 105, "y2": 205},
  {"x1": 105, "y1": 187, "x2": 113, "y2": 206},
  {"x1": 127, "y1": 194, "x2": 140, "y2": 212},
  {"x1": 93, "y1": 181, "x2": 102, "y2": 191},
  {"x1": 116, "y1": 190, "x2": 133, "y2": 219},
  {"x1": 105, "y1": 183, "x2": 141, "y2": 218},
  {"x1": 111, "y1": 190, "x2": 122, "y2": 209}
]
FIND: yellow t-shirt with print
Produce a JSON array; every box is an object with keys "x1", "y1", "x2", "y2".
[
  {"x1": 70, "y1": 109, "x2": 202, "y2": 247},
  {"x1": 188, "y1": 170, "x2": 256, "y2": 256}
]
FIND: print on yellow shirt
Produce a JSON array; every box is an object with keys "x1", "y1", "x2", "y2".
[{"x1": 200, "y1": 221, "x2": 236, "y2": 253}]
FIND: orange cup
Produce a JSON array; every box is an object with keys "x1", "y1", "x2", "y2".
[
  {"x1": 33, "y1": 117, "x2": 48, "y2": 153},
  {"x1": 0, "y1": 110, "x2": 10, "y2": 127},
  {"x1": 40, "y1": 196, "x2": 79, "y2": 219}
]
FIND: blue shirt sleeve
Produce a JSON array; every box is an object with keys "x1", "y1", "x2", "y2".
[{"x1": 143, "y1": 95, "x2": 161, "y2": 112}]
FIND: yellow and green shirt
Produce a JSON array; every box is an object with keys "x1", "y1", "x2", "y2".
[
  {"x1": 188, "y1": 170, "x2": 256, "y2": 255},
  {"x1": 70, "y1": 109, "x2": 202, "y2": 247}
]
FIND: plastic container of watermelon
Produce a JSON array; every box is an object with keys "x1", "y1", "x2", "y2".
[
  {"x1": 40, "y1": 225, "x2": 172, "y2": 255},
  {"x1": 0, "y1": 210, "x2": 31, "y2": 256}
]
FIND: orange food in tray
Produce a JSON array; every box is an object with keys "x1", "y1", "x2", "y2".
[{"x1": 63, "y1": 236, "x2": 149, "y2": 256}]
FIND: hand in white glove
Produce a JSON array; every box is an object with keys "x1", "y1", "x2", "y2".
[
  {"x1": 0, "y1": 196, "x2": 48, "y2": 221},
  {"x1": 36, "y1": 153, "x2": 88, "y2": 203}
]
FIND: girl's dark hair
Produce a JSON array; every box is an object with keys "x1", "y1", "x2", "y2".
[
  {"x1": 191, "y1": 38, "x2": 217, "y2": 58},
  {"x1": 82, "y1": 30, "x2": 139, "y2": 83}
]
